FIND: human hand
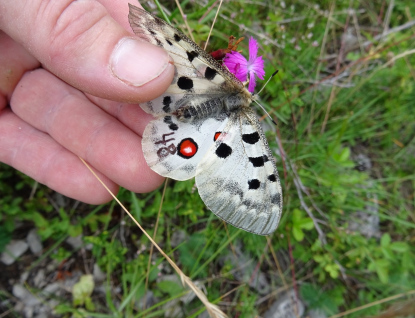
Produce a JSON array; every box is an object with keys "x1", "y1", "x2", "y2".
[{"x1": 0, "y1": 0, "x2": 174, "y2": 204}]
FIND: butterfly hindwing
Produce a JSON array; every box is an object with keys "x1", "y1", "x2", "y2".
[
  {"x1": 195, "y1": 110, "x2": 282, "y2": 235},
  {"x1": 142, "y1": 113, "x2": 230, "y2": 180}
]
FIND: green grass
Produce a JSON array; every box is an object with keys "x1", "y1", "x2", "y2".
[{"x1": 1, "y1": 0, "x2": 415, "y2": 317}]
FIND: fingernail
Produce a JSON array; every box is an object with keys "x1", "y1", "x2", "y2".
[{"x1": 111, "y1": 38, "x2": 169, "y2": 86}]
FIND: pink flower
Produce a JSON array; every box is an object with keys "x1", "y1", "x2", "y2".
[{"x1": 223, "y1": 37, "x2": 265, "y2": 92}]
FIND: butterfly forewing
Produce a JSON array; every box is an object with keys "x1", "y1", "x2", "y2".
[
  {"x1": 128, "y1": 5, "x2": 244, "y2": 94},
  {"x1": 128, "y1": 4, "x2": 283, "y2": 235}
]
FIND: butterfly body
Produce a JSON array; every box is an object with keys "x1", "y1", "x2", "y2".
[
  {"x1": 128, "y1": 5, "x2": 282, "y2": 235},
  {"x1": 174, "y1": 90, "x2": 252, "y2": 123}
]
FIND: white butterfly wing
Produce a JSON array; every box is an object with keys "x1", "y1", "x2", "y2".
[
  {"x1": 142, "y1": 113, "x2": 229, "y2": 180},
  {"x1": 195, "y1": 110, "x2": 282, "y2": 235},
  {"x1": 128, "y1": 4, "x2": 245, "y2": 117}
]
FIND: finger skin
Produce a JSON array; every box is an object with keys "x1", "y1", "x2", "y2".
[
  {"x1": 86, "y1": 94, "x2": 155, "y2": 136},
  {"x1": 10, "y1": 69, "x2": 164, "y2": 195},
  {"x1": 0, "y1": 0, "x2": 174, "y2": 103},
  {"x1": 97, "y1": 0, "x2": 133, "y2": 31},
  {"x1": 0, "y1": 109, "x2": 119, "y2": 204},
  {"x1": 0, "y1": 32, "x2": 39, "y2": 108}
]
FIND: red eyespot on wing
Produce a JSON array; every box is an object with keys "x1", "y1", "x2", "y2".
[
  {"x1": 177, "y1": 138, "x2": 198, "y2": 159},
  {"x1": 214, "y1": 131, "x2": 228, "y2": 141},
  {"x1": 214, "y1": 132, "x2": 222, "y2": 141}
]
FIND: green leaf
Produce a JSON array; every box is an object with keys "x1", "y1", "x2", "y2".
[
  {"x1": 381, "y1": 233, "x2": 391, "y2": 247},
  {"x1": 299, "y1": 217, "x2": 314, "y2": 230},
  {"x1": 325, "y1": 264, "x2": 340, "y2": 279},
  {"x1": 376, "y1": 264, "x2": 389, "y2": 284},
  {"x1": 346, "y1": 52, "x2": 360, "y2": 61},
  {"x1": 390, "y1": 242, "x2": 409, "y2": 253},
  {"x1": 72, "y1": 275, "x2": 95, "y2": 308},
  {"x1": 0, "y1": 226, "x2": 12, "y2": 253},
  {"x1": 339, "y1": 147, "x2": 350, "y2": 162},
  {"x1": 157, "y1": 280, "x2": 184, "y2": 297},
  {"x1": 68, "y1": 224, "x2": 82, "y2": 237},
  {"x1": 382, "y1": 248, "x2": 395, "y2": 260},
  {"x1": 84, "y1": 297, "x2": 95, "y2": 311},
  {"x1": 293, "y1": 225, "x2": 304, "y2": 241},
  {"x1": 292, "y1": 209, "x2": 302, "y2": 222},
  {"x1": 370, "y1": 259, "x2": 390, "y2": 283},
  {"x1": 402, "y1": 251, "x2": 412, "y2": 270},
  {"x1": 300, "y1": 283, "x2": 340, "y2": 314},
  {"x1": 375, "y1": 259, "x2": 390, "y2": 267},
  {"x1": 31, "y1": 212, "x2": 48, "y2": 228}
]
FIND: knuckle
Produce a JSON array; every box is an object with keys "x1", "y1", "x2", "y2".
[{"x1": 45, "y1": 1, "x2": 109, "y2": 62}]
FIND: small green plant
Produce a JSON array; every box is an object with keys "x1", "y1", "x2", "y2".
[
  {"x1": 290, "y1": 208, "x2": 314, "y2": 242},
  {"x1": 72, "y1": 275, "x2": 95, "y2": 311}
]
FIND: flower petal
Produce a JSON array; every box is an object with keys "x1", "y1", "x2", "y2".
[
  {"x1": 223, "y1": 51, "x2": 248, "y2": 82},
  {"x1": 224, "y1": 37, "x2": 265, "y2": 91},
  {"x1": 250, "y1": 56, "x2": 265, "y2": 80},
  {"x1": 248, "y1": 71, "x2": 257, "y2": 92},
  {"x1": 224, "y1": 51, "x2": 247, "y2": 65},
  {"x1": 248, "y1": 37, "x2": 259, "y2": 62}
]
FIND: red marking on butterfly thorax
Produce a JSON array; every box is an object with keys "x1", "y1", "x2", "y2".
[
  {"x1": 178, "y1": 138, "x2": 198, "y2": 158},
  {"x1": 210, "y1": 35, "x2": 244, "y2": 61}
]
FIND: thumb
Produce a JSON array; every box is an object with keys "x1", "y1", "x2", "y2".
[{"x1": 0, "y1": 0, "x2": 174, "y2": 102}]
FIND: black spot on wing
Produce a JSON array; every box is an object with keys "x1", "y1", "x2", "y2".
[
  {"x1": 162, "y1": 96, "x2": 172, "y2": 113},
  {"x1": 177, "y1": 76, "x2": 193, "y2": 90},
  {"x1": 205, "y1": 67, "x2": 217, "y2": 80},
  {"x1": 249, "y1": 156, "x2": 265, "y2": 167},
  {"x1": 248, "y1": 179, "x2": 260, "y2": 190},
  {"x1": 174, "y1": 34, "x2": 181, "y2": 42},
  {"x1": 186, "y1": 51, "x2": 199, "y2": 62},
  {"x1": 154, "y1": 37, "x2": 163, "y2": 47},
  {"x1": 268, "y1": 174, "x2": 277, "y2": 182},
  {"x1": 216, "y1": 143, "x2": 232, "y2": 158},
  {"x1": 163, "y1": 116, "x2": 178, "y2": 131},
  {"x1": 271, "y1": 193, "x2": 282, "y2": 206},
  {"x1": 242, "y1": 132, "x2": 260, "y2": 144},
  {"x1": 169, "y1": 123, "x2": 178, "y2": 131},
  {"x1": 154, "y1": 16, "x2": 165, "y2": 27},
  {"x1": 166, "y1": 39, "x2": 173, "y2": 46}
]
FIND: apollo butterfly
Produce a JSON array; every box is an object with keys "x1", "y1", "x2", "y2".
[{"x1": 128, "y1": 4, "x2": 283, "y2": 235}]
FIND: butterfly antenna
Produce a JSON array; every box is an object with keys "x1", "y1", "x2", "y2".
[
  {"x1": 253, "y1": 99, "x2": 278, "y2": 125},
  {"x1": 256, "y1": 70, "x2": 279, "y2": 96}
]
